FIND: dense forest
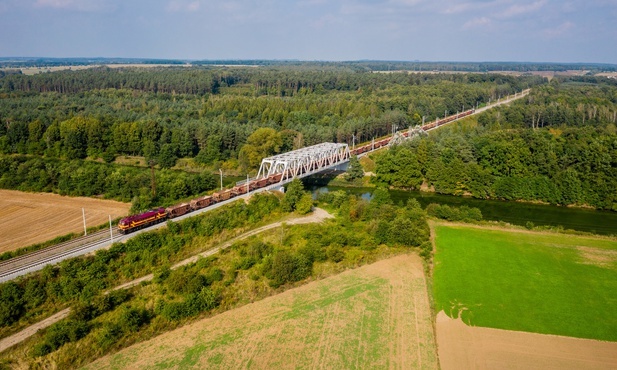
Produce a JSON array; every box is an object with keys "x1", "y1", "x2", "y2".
[
  {"x1": 1, "y1": 66, "x2": 616, "y2": 212},
  {"x1": 0, "y1": 67, "x2": 542, "y2": 208},
  {"x1": 374, "y1": 79, "x2": 617, "y2": 210}
]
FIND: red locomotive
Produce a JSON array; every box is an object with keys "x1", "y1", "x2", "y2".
[{"x1": 118, "y1": 207, "x2": 167, "y2": 234}]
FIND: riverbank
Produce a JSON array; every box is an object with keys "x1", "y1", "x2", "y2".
[{"x1": 311, "y1": 182, "x2": 617, "y2": 236}]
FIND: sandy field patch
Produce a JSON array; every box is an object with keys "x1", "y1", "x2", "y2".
[
  {"x1": 436, "y1": 311, "x2": 617, "y2": 370},
  {"x1": 0, "y1": 189, "x2": 130, "y2": 253},
  {"x1": 85, "y1": 254, "x2": 437, "y2": 370}
]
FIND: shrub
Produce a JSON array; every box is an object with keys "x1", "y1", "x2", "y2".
[
  {"x1": 118, "y1": 306, "x2": 150, "y2": 333},
  {"x1": 0, "y1": 282, "x2": 24, "y2": 326},
  {"x1": 266, "y1": 250, "x2": 313, "y2": 288},
  {"x1": 326, "y1": 245, "x2": 345, "y2": 263},
  {"x1": 33, "y1": 320, "x2": 90, "y2": 356},
  {"x1": 295, "y1": 192, "x2": 314, "y2": 215}
]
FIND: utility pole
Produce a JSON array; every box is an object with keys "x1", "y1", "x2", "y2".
[
  {"x1": 352, "y1": 134, "x2": 355, "y2": 150},
  {"x1": 109, "y1": 215, "x2": 113, "y2": 244},
  {"x1": 219, "y1": 169, "x2": 223, "y2": 191},
  {"x1": 246, "y1": 174, "x2": 249, "y2": 194},
  {"x1": 149, "y1": 161, "x2": 156, "y2": 198},
  {"x1": 82, "y1": 208, "x2": 87, "y2": 236}
]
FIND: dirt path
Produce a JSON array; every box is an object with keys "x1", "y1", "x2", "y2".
[
  {"x1": 0, "y1": 309, "x2": 70, "y2": 353},
  {"x1": 436, "y1": 311, "x2": 617, "y2": 370},
  {"x1": 114, "y1": 207, "x2": 333, "y2": 290},
  {"x1": 0, "y1": 208, "x2": 333, "y2": 354}
]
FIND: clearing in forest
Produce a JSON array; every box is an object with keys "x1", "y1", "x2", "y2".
[
  {"x1": 0, "y1": 189, "x2": 130, "y2": 253},
  {"x1": 433, "y1": 223, "x2": 617, "y2": 341},
  {"x1": 85, "y1": 254, "x2": 438, "y2": 370}
]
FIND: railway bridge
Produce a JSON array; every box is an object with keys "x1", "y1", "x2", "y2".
[{"x1": 250, "y1": 88, "x2": 530, "y2": 191}]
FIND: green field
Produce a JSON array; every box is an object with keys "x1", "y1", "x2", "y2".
[{"x1": 433, "y1": 224, "x2": 617, "y2": 341}]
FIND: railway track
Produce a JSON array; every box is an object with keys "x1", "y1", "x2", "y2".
[
  {"x1": 0, "y1": 227, "x2": 119, "y2": 282},
  {"x1": 0, "y1": 192, "x2": 250, "y2": 283}
]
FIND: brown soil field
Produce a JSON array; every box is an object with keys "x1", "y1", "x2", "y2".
[
  {"x1": 0, "y1": 189, "x2": 130, "y2": 253},
  {"x1": 85, "y1": 254, "x2": 438, "y2": 370},
  {"x1": 436, "y1": 311, "x2": 617, "y2": 370}
]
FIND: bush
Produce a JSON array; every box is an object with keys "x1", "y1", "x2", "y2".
[
  {"x1": 0, "y1": 282, "x2": 24, "y2": 326},
  {"x1": 118, "y1": 306, "x2": 150, "y2": 333},
  {"x1": 326, "y1": 245, "x2": 345, "y2": 263},
  {"x1": 295, "y1": 192, "x2": 314, "y2": 215},
  {"x1": 266, "y1": 250, "x2": 313, "y2": 288},
  {"x1": 157, "y1": 287, "x2": 221, "y2": 321},
  {"x1": 96, "y1": 323, "x2": 123, "y2": 352},
  {"x1": 33, "y1": 320, "x2": 90, "y2": 356}
]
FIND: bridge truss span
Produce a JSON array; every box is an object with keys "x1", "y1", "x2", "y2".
[{"x1": 257, "y1": 142, "x2": 350, "y2": 182}]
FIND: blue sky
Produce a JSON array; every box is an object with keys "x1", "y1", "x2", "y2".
[{"x1": 1, "y1": 0, "x2": 615, "y2": 63}]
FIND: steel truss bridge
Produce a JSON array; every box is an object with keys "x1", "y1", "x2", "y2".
[
  {"x1": 250, "y1": 88, "x2": 530, "y2": 191},
  {"x1": 256, "y1": 142, "x2": 350, "y2": 184}
]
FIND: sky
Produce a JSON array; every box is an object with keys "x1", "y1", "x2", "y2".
[{"x1": 0, "y1": 0, "x2": 616, "y2": 63}]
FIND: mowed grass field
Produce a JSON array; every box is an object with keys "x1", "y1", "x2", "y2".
[
  {"x1": 433, "y1": 224, "x2": 617, "y2": 341},
  {"x1": 85, "y1": 255, "x2": 437, "y2": 369}
]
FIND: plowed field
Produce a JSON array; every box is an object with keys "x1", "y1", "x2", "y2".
[
  {"x1": 0, "y1": 189, "x2": 130, "y2": 253},
  {"x1": 85, "y1": 254, "x2": 438, "y2": 369},
  {"x1": 437, "y1": 311, "x2": 617, "y2": 370}
]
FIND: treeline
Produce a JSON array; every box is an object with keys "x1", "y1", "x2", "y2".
[
  {"x1": 374, "y1": 82, "x2": 617, "y2": 210},
  {"x1": 0, "y1": 66, "x2": 541, "y2": 97},
  {"x1": 0, "y1": 184, "x2": 430, "y2": 368},
  {"x1": 0, "y1": 155, "x2": 216, "y2": 210},
  {"x1": 0, "y1": 67, "x2": 222, "y2": 95},
  {"x1": 478, "y1": 79, "x2": 617, "y2": 130},
  {"x1": 0, "y1": 69, "x2": 544, "y2": 170},
  {"x1": 3, "y1": 58, "x2": 614, "y2": 72}
]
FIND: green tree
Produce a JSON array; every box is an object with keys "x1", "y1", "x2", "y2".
[
  {"x1": 346, "y1": 155, "x2": 364, "y2": 181},
  {"x1": 238, "y1": 128, "x2": 282, "y2": 170},
  {"x1": 295, "y1": 192, "x2": 314, "y2": 214},
  {"x1": 282, "y1": 178, "x2": 305, "y2": 212}
]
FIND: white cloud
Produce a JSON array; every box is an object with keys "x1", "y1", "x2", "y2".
[
  {"x1": 498, "y1": 0, "x2": 547, "y2": 19},
  {"x1": 463, "y1": 16, "x2": 493, "y2": 29},
  {"x1": 309, "y1": 13, "x2": 344, "y2": 29},
  {"x1": 442, "y1": 0, "x2": 503, "y2": 15},
  {"x1": 34, "y1": 0, "x2": 109, "y2": 12},
  {"x1": 167, "y1": 0, "x2": 201, "y2": 12},
  {"x1": 543, "y1": 21, "x2": 574, "y2": 38}
]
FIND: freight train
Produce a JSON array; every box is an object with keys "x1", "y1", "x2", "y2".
[
  {"x1": 118, "y1": 173, "x2": 282, "y2": 234},
  {"x1": 348, "y1": 109, "x2": 474, "y2": 156},
  {"x1": 118, "y1": 109, "x2": 474, "y2": 234}
]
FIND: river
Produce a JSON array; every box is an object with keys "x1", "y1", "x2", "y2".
[{"x1": 312, "y1": 186, "x2": 617, "y2": 236}]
